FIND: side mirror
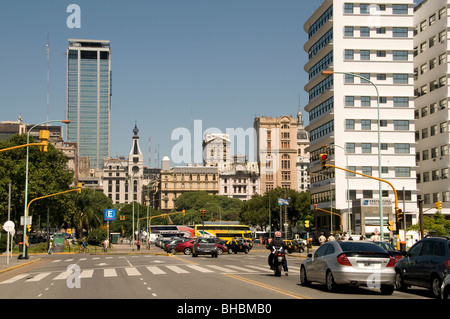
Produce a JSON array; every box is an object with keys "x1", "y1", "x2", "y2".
[
  {"x1": 307, "y1": 253, "x2": 313, "y2": 258},
  {"x1": 401, "y1": 250, "x2": 408, "y2": 257}
]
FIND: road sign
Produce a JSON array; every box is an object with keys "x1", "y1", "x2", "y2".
[
  {"x1": 3, "y1": 221, "x2": 14, "y2": 233},
  {"x1": 104, "y1": 209, "x2": 116, "y2": 221}
]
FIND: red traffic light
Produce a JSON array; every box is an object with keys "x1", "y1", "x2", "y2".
[
  {"x1": 320, "y1": 154, "x2": 328, "y2": 160},
  {"x1": 320, "y1": 153, "x2": 328, "y2": 170},
  {"x1": 313, "y1": 204, "x2": 317, "y2": 210}
]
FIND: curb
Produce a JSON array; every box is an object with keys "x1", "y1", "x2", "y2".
[{"x1": 0, "y1": 258, "x2": 42, "y2": 274}]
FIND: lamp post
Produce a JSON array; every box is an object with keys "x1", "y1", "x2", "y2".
[
  {"x1": 322, "y1": 70, "x2": 384, "y2": 240},
  {"x1": 22, "y1": 119, "x2": 69, "y2": 259}
]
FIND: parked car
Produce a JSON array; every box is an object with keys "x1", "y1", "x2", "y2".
[
  {"x1": 225, "y1": 239, "x2": 249, "y2": 254},
  {"x1": 300, "y1": 241, "x2": 396, "y2": 295},
  {"x1": 395, "y1": 236, "x2": 450, "y2": 298},
  {"x1": 373, "y1": 241, "x2": 402, "y2": 264},
  {"x1": 283, "y1": 239, "x2": 304, "y2": 253},
  {"x1": 176, "y1": 239, "x2": 196, "y2": 255},
  {"x1": 192, "y1": 237, "x2": 218, "y2": 258},
  {"x1": 164, "y1": 237, "x2": 190, "y2": 254},
  {"x1": 441, "y1": 274, "x2": 450, "y2": 299}
]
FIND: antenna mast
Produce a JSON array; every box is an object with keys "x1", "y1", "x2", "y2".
[{"x1": 46, "y1": 34, "x2": 50, "y2": 122}]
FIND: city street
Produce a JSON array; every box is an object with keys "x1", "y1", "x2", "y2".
[{"x1": 0, "y1": 246, "x2": 434, "y2": 300}]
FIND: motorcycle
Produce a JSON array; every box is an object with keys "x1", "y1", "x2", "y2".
[{"x1": 271, "y1": 246, "x2": 286, "y2": 277}]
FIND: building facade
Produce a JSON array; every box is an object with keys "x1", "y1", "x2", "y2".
[
  {"x1": 254, "y1": 115, "x2": 298, "y2": 194},
  {"x1": 413, "y1": 0, "x2": 450, "y2": 216},
  {"x1": 296, "y1": 107, "x2": 311, "y2": 192},
  {"x1": 304, "y1": 0, "x2": 417, "y2": 236},
  {"x1": 66, "y1": 39, "x2": 112, "y2": 171}
]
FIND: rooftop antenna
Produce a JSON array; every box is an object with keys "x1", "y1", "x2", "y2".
[
  {"x1": 46, "y1": 33, "x2": 50, "y2": 122},
  {"x1": 148, "y1": 136, "x2": 151, "y2": 167}
]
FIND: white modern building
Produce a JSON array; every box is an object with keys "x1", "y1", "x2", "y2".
[
  {"x1": 304, "y1": 0, "x2": 418, "y2": 237},
  {"x1": 413, "y1": 0, "x2": 450, "y2": 216}
]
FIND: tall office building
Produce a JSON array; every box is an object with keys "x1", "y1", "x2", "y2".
[
  {"x1": 66, "y1": 39, "x2": 112, "y2": 171},
  {"x1": 304, "y1": 0, "x2": 417, "y2": 236},
  {"x1": 413, "y1": 0, "x2": 450, "y2": 215}
]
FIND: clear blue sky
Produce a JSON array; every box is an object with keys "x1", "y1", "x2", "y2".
[{"x1": 0, "y1": 0, "x2": 320, "y2": 167}]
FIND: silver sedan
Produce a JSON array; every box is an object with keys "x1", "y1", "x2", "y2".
[{"x1": 300, "y1": 241, "x2": 396, "y2": 295}]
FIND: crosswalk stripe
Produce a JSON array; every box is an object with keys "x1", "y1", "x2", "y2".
[
  {"x1": 205, "y1": 265, "x2": 236, "y2": 273},
  {"x1": 104, "y1": 269, "x2": 117, "y2": 277},
  {"x1": 245, "y1": 265, "x2": 272, "y2": 272},
  {"x1": 125, "y1": 267, "x2": 141, "y2": 276},
  {"x1": 0, "y1": 274, "x2": 29, "y2": 284},
  {"x1": 26, "y1": 272, "x2": 51, "y2": 282},
  {"x1": 53, "y1": 271, "x2": 71, "y2": 280},
  {"x1": 225, "y1": 265, "x2": 258, "y2": 272},
  {"x1": 166, "y1": 265, "x2": 189, "y2": 274},
  {"x1": 146, "y1": 266, "x2": 166, "y2": 275},
  {"x1": 80, "y1": 270, "x2": 94, "y2": 278},
  {"x1": 186, "y1": 265, "x2": 214, "y2": 273}
]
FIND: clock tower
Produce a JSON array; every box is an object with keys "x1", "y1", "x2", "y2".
[{"x1": 128, "y1": 123, "x2": 144, "y2": 203}]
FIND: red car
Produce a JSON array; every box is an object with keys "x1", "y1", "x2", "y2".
[{"x1": 176, "y1": 239, "x2": 196, "y2": 255}]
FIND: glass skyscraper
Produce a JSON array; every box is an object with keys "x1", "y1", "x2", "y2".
[{"x1": 66, "y1": 39, "x2": 111, "y2": 170}]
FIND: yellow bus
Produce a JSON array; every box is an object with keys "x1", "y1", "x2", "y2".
[{"x1": 194, "y1": 223, "x2": 252, "y2": 241}]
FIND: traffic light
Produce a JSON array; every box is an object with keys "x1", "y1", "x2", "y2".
[
  {"x1": 39, "y1": 130, "x2": 50, "y2": 152},
  {"x1": 313, "y1": 204, "x2": 317, "y2": 211},
  {"x1": 435, "y1": 201, "x2": 443, "y2": 210},
  {"x1": 76, "y1": 182, "x2": 82, "y2": 194},
  {"x1": 305, "y1": 220, "x2": 310, "y2": 228},
  {"x1": 182, "y1": 209, "x2": 185, "y2": 216},
  {"x1": 200, "y1": 209, "x2": 206, "y2": 219},
  {"x1": 396, "y1": 208, "x2": 403, "y2": 224},
  {"x1": 320, "y1": 153, "x2": 328, "y2": 170},
  {"x1": 388, "y1": 221, "x2": 395, "y2": 231}
]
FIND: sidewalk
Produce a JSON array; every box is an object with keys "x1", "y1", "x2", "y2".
[{"x1": 0, "y1": 254, "x2": 42, "y2": 273}]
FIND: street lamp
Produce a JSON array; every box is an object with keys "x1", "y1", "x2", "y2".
[
  {"x1": 322, "y1": 70, "x2": 384, "y2": 240},
  {"x1": 21, "y1": 119, "x2": 70, "y2": 259}
]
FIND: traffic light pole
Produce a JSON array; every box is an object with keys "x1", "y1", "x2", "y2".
[{"x1": 324, "y1": 164, "x2": 400, "y2": 237}]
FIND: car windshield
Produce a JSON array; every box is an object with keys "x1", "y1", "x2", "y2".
[
  {"x1": 374, "y1": 242, "x2": 395, "y2": 251},
  {"x1": 339, "y1": 242, "x2": 386, "y2": 253}
]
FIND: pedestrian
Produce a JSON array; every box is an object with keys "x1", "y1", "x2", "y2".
[
  {"x1": 104, "y1": 238, "x2": 109, "y2": 252},
  {"x1": 47, "y1": 236, "x2": 53, "y2": 254},
  {"x1": 318, "y1": 233, "x2": 326, "y2": 245},
  {"x1": 328, "y1": 233, "x2": 336, "y2": 241},
  {"x1": 136, "y1": 239, "x2": 141, "y2": 251}
]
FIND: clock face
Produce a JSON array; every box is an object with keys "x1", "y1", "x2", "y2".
[{"x1": 132, "y1": 166, "x2": 139, "y2": 173}]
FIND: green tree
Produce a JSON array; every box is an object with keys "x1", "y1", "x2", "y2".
[
  {"x1": 407, "y1": 211, "x2": 450, "y2": 236},
  {"x1": 0, "y1": 134, "x2": 74, "y2": 229}
]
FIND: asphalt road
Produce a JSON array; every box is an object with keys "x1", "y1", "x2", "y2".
[{"x1": 0, "y1": 250, "x2": 434, "y2": 301}]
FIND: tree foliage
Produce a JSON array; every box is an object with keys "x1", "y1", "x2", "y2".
[{"x1": 407, "y1": 211, "x2": 450, "y2": 236}]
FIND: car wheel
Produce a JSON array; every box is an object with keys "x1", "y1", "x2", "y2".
[
  {"x1": 217, "y1": 247, "x2": 223, "y2": 255},
  {"x1": 431, "y1": 276, "x2": 442, "y2": 298},
  {"x1": 170, "y1": 248, "x2": 176, "y2": 255},
  {"x1": 380, "y1": 285, "x2": 394, "y2": 295},
  {"x1": 228, "y1": 248, "x2": 232, "y2": 254},
  {"x1": 300, "y1": 266, "x2": 310, "y2": 287},
  {"x1": 395, "y1": 271, "x2": 407, "y2": 292},
  {"x1": 326, "y1": 270, "x2": 337, "y2": 292},
  {"x1": 244, "y1": 248, "x2": 249, "y2": 254},
  {"x1": 184, "y1": 247, "x2": 192, "y2": 255}
]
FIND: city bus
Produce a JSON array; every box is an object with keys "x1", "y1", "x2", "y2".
[{"x1": 194, "y1": 223, "x2": 252, "y2": 241}]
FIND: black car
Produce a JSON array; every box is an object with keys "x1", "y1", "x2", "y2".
[
  {"x1": 373, "y1": 241, "x2": 402, "y2": 264},
  {"x1": 164, "y1": 237, "x2": 189, "y2": 254},
  {"x1": 225, "y1": 239, "x2": 249, "y2": 254},
  {"x1": 395, "y1": 236, "x2": 450, "y2": 298}
]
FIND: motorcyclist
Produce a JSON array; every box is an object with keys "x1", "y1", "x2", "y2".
[{"x1": 266, "y1": 231, "x2": 289, "y2": 276}]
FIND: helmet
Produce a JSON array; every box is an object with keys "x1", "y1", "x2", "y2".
[{"x1": 275, "y1": 231, "x2": 282, "y2": 238}]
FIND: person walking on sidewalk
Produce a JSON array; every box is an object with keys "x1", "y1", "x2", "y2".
[{"x1": 47, "y1": 236, "x2": 54, "y2": 254}]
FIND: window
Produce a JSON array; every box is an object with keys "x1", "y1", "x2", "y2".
[
  {"x1": 346, "y1": 143, "x2": 355, "y2": 153},
  {"x1": 422, "y1": 149, "x2": 429, "y2": 160},
  {"x1": 345, "y1": 96, "x2": 354, "y2": 106},
  {"x1": 393, "y1": 51, "x2": 408, "y2": 61},
  {"x1": 431, "y1": 125, "x2": 438, "y2": 136},
  {"x1": 345, "y1": 74, "x2": 354, "y2": 83},
  {"x1": 361, "y1": 119, "x2": 371, "y2": 130},
  {"x1": 422, "y1": 128, "x2": 428, "y2": 138},
  {"x1": 393, "y1": 4, "x2": 408, "y2": 15},
  {"x1": 362, "y1": 143, "x2": 372, "y2": 153},
  {"x1": 347, "y1": 166, "x2": 356, "y2": 176},
  {"x1": 380, "y1": 120, "x2": 387, "y2": 127},
  {"x1": 394, "y1": 143, "x2": 410, "y2": 154},
  {"x1": 393, "y1": 27, "x2": 408, "y2": 37},
  {"x1": 395, "y1": 167, "x2": 411, "y2": 177},
  {"x1": 439, "y1": 7, "x2": 446, "y2": 19},
  {"x1": 360, "y1": 4, "x2": 369, "y2": 14},
  {"x1": 377, "y1": 50, "x2": 386, "y2": 57},
  {"x1": 363, "y1": 190, "x2": 372, "y2": 199},
  {"x1": 430, "y1": 58, "x2": 436, "y2": 70},
  {"x1": 393, "y1": 74, "x2": 408, "y2": 84},
  {"x1": 346, "y1": 119, "x2": 355, "y2": 129},
  {"x1": 360, "y1": 73, "x2": 370, "y2": 83},
  {"x1": 344, "y1": 3, "x2": 353, "y2": 14},
  {"x1": 439, "y1": 53, "x2": 447, "y2": 65},
  {"x1": 361, "y1": 96, "x2": 371, "y2": 106},
  {"x1": 393, "y1": 97, "x2": 409, "y2": 107},
  {"x1": 360, "y1": 50, "x2": 370, "y2": 60},
  {"x1": 377, "y1": 74, "x2": 386, "y2": 80},
  {"x1": 440, "y1": 122, "x2": 448, "y2": 133},
  {"x1": 381, "y1": 143, "x2": 388, "y2": 151},
  {"x1": 394, "y1": 120, "x2": 409, "y2": 130},
  {"x1": 376, "y1": 27, "x2": 386, "y2": 34},
  {"x1": 345, "y1": 49, "x2": 354, "y2": 60},
  {"x1": 344, "y1": 26, "x2": 354, "y2": 37},
  {"x1": 360, "y1": 27, "x2": 370, "y2": 37},
  {"x1": 429, "y1": 14, "x2": 436, "y2": 26},
  {"x1": 429, "y1": 35, "x2": 436, "y2": 48},
  {"x1": 439, "y1": 30, "x2": 447, "y2": 42},
  {"x1": 362, "y1": 167, "x2": 372, "y2": 176}
]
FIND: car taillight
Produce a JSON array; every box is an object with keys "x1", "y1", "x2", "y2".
[
  {"x1": 336, "y1": 253, "x2": 352, "y2": 266},
  {"x1": 445, "y1": 259, "x2": 450, "y2": 268},
  {"x1": 387, "y1": 256, "x2": 396, "y2": 267}
]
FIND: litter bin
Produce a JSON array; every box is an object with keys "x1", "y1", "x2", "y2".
[{"x1": 399, "y1": 241, "x2": 407, "y2": 252}]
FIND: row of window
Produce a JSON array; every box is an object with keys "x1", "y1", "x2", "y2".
[
  {"x1": 418, "y1": 191, "x2": 450, "y2": 205},
  {"x1": 415, "y1": 75, "x2": 447, "y2": 97},
  {"x1": 308, "y1": 5, "x2": 333, "y2": 39},
  {"x1": 417, "y1": 168, "x2": 449, "y2": 184},
  {"x1": 345, "y1": 96, "x2": 410, "y2": 107},
  {"x1": 415, "y1": 29, "x2": 447, "y2": 56},
  {"x1": 415, "y1": 53, "x2": 447, "y2": 79},
  {"x1": 344, "y1": 26, "x2": 408, "y2": 38},
  {"x1": 309, "y1": 75, "x2": 333, "y2": 101},
  {"x1": 310, "y1": 120, "x2": 334, "y2": 142},
  {"x1": 344, "y1": 3, "x2": 409, "y2": 15},
  {"x1": 416, "y1": 145, "x2": 449, "y2": 162},
  {"x1": 308, "y1": 28, "x2": 333, "y2": 59},
  {"x1": 345, "y1": 142, "x2": 412, "y2": 155},
  {"x1": 345, "y1": 119, "x2": 410, "y2": 131},
  {"x1": 415, "y1": 99, "x2": 447, "y2": 119},
  {"x1": 309, "y1": 51, "x2": 333, "y2": 80},
  {"x1": 344, "y1": 73, "x2": 409, "y2": 84},
  {"x1": 416, "y1": 122, "x2": 448, "y2": 140},
  {"x1": 344, "y1": 49, "x2": 408, "y2": 61},
  {"x1": 415, "y1": 6, "x2": 447, "y2": 35}
]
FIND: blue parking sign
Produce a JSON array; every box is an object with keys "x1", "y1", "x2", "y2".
[{"x1": 104, "y1": 209, "x2": 116, "y2": 221}]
